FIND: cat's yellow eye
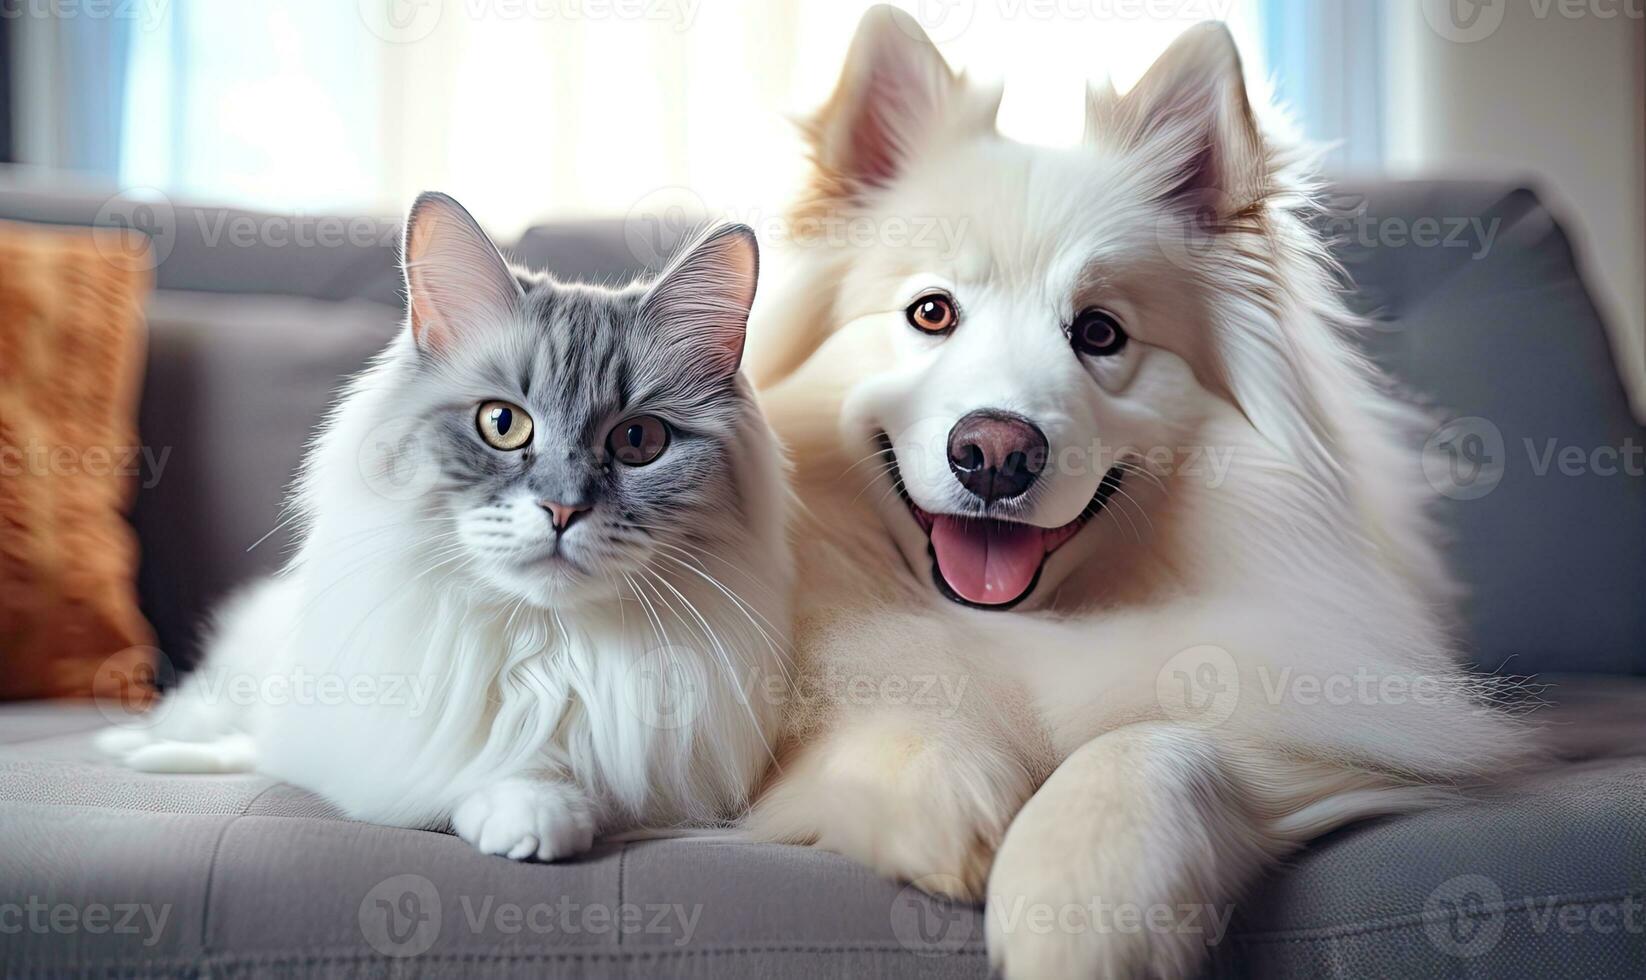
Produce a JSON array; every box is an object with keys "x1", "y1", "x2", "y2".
[{"x1": 476, "y1": 400, "x2": 533, "y2": 450}]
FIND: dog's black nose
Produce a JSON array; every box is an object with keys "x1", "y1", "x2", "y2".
[{"x1": 947, "y1": 410, "x2": 1048, "y2": 504}]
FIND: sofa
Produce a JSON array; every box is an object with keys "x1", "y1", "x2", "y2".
[{"x1": 2, "y1": 172, "x2": 1642, "y2": 978}]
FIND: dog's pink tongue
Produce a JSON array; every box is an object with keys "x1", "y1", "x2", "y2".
[{"x1": 930, "y1": 516, "x2": 1044, "y2": 605}]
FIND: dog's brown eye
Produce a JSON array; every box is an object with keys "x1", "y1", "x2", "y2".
[
  {"x1": 606, "y1": 414, "x2": 669, "y2": 466},
  {"x1": 906, "y1": 294, "x2": 957, "y2": 335},
  {"x1": 1071, "y1": 308, "x2": 1127, "y2": 357}
]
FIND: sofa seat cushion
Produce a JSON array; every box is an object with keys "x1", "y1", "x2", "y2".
[{"x1": 2, "y1": 678, "x2": 1642, "y2": 979}]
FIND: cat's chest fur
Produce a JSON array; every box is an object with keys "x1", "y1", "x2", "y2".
[
  {"x1": 257, "y1": 555, "x2": 784, "y2": 832},
  {"x1": 486, "y1": 584, "x2": 778, "y2": 826}
]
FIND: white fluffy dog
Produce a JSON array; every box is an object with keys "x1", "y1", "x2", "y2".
[{"x1": 744, "y1": 8, "x2": 1528, "y2": 977}]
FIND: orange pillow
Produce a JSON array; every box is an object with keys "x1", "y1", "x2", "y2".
[{"x1": 0, "y1": 219, "x2": 156, "y2": 703}]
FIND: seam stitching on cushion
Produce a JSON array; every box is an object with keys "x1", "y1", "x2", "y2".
[
  {"x1": 195, "y1": 943, "x2": 988, "y2": 962},
  {"x1": 616, "y1": 840, "x2": 628, "y2": 948},
  {"x1": 8, "y1": 943, "x2": 989, "y2": 970},
  {"x1": 0, "y1": 791, "x2": 325, "y2": 818},
  {"x1": 195, "y1": 782, "x2": 279, "y2": 957}
]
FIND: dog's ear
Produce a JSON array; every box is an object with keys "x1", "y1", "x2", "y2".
[
  {"x1": 403, "y1": 192, "x2": 523, "y2": 353},
  {"x1": 805, "y1": 6, "x2": 996, "y2": 201},
  {"x1": 1095, "y1": 22, "x2": 1267, "y2": 215}
]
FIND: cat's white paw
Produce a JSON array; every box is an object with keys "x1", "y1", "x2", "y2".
[
  {"x1": 94, "y1": 726, "x2": 154, "y2": 756},
  {"x1": 451, "y1": 778, "x2": 596, "y2": 862}
]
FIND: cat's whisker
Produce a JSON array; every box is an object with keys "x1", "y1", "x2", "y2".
[
  {"x1": 621, "y1": 528, "x2": 785, "y2": 607},
  {"x1": 642, "y1": 537, "x2": 787, "y2": 612},
  {"x1": 623, "y1": 571, "x2": 672, "y2": 655},
  {"x1": 637, "y1": 567, "x2": 780, "y2": 779},
  {"x1": 649, "y1": 553, "x2": 790, "y2": 679}
]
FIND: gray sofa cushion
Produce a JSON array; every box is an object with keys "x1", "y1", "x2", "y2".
[
  {"x1": 511, "y1": 218, "x2": 646, "y2": 283},
  {"x1": 3, "y1": 678, "x2": 1642, "y2": 978},
  {"x1": 1222, "y1": 675, "x2": 1646, "y2": 976},
  {"x1": 0, "y1": 172, "x2": 406, "y2": 307},
  {"x1": 133, "y1": 290, "x2": 401, "y2": 668},
  {"x1": 1327, "y1": 181, "x2": 1646, "y2": 676}
]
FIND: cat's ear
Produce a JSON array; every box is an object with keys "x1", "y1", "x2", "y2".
[
  {"x1": 805, "y1": 6, "x2": 996, "y2": 201},
  {"x1": 1102, "y1": 22, "x2": 1267, "y2": 215},
  {"x1": 640, "y1": 223, "x2": 759, "y2": 379},
  {"x1": 402, "y1": 192, "x2": 524, "y2": 351}
]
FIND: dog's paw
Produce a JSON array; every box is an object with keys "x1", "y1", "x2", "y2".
[
  {"x1": 452, "y1": 778, "x2": 596, "y2": 862},
  {"x1": 987, "y1": 822, "x2": 1188, "y2": 980},
  {"x1": 864, "y1": 794, "x2": 1000, "y2": 903},
  {"x1": 986, "y1": 844, "x2": 1217, "y2": 980},
  {"x1": 986, "y1": 726, "x2": 1243, "y2": 979},
  {"x1": 751, "y1": 716, "x2": 1032, "y2": 903}
]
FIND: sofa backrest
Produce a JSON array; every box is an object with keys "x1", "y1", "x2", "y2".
[
  {"x1": 1, "y1": 175, "x2": 1639, "y2": 676},
  {"x1": 0, "y1": 175, "x2": 406, "y2": 306},
  {"x1": 1330, "y1": 180, "x2": 1646, "y2": 676}
]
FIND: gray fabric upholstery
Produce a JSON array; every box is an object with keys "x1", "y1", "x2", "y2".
[
  {"x1": 1328, "y1": 181, "x2": 1646, "y2": 676},
  {"x1": 0, "y1": 706, "x2": 989, "y2": 979},
  {"x1": 511, "y1": 218, "x2": 646, "y2": 284},
  {"x1": 2, "y1": 681, "x2": 1642, "y2": 978},
  {"x1": 132, "y1": 290, "x2": 401, "y2": 668},
  {"x1": 0, "y1": 172, "x2": 405, "y2": 306}
]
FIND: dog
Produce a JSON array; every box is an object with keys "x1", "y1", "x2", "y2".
[{"x1": 742, "y1": 7, "x2": 1529, "y2": 977}]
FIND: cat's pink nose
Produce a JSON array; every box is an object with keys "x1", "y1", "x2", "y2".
[{"x1": 539, "y1": 501, "x2": 590, "y2": 532}]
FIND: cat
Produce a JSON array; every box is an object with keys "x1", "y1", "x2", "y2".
[{"x1": 98, "y1": 192, "x2": 793, "y2": 861}]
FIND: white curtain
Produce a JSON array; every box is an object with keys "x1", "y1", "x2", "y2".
[{"x1": 119, "y1": 0, "x2": 1266, "y2": 237}]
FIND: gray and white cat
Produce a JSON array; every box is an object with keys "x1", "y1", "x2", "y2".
[{"x1": 99, "y1": 193, "x2": 793, "y2": 861}]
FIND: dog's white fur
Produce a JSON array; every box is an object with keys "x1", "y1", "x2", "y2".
[{"x1": 744, "y1": 9, "x2": 1528, "y2": 976}]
